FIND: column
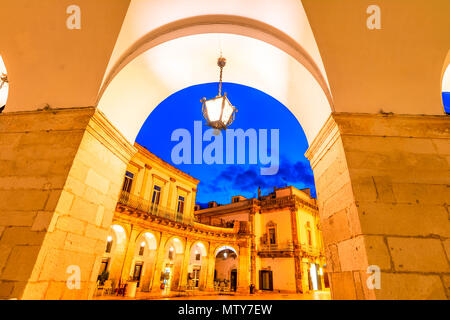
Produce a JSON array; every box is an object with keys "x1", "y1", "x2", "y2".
[
  {"x1": 150, "y1": 233, "x2": 170, "y2": 293},
  {"x1": 118, "y1": 226, "x2": 140, "y2": 284},
  {"x1": 236, "y1": 244, "x2": 251, "y2": 294},
  {"x1": 140, "y1": 165, "x2": 151, "y2": 201},
  {"x1": 0, "y1": 108, "x2": 135, "y2": 300},
  {"x1": 179, "y1": 240, "x2": 195, "y2": 290},
  {"x1": 249, "y1": 208, "x2": 257, "y2": 290},
  {"x1": 166, "y1": 178, "x2": 176, "y2": 209},
  {"x1": 305, "y1": 113, "x2": 450, "y2": 300},
  {"x1": 199, "y1": 252, "x2": 209, "y2": 290},
  {"x1": 290, "y1": 206, "x2": 304, "y2": 293},
  {"x1": 204, "y1": 243, "x2": 217, "y2": 292}
]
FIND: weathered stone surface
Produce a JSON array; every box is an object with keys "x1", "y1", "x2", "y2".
[
  {"x1": 387, "y1": 237, "x2": 449, "y2": 273},
  {"x1": 377, "y1": 272, "x2": 447, "y2": 300}
]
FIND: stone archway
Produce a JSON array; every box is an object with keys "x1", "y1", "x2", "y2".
[
  {"x1": 0, "y1": 1, "x2": 449, "y2": 301},
  {"x1": 130, "y1": 232, "x2": 158, "y2": 292}
]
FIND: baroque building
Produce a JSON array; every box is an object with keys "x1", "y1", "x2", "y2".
[
  {"x1": 96, "y1": 143, "x2": 326, "y2": 297},
  {"x1": 196, "y1": 187, "x2": 327, "y2": 293}
]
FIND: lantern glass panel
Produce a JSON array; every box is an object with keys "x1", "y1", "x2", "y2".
[
  {"x1": 221, "y1": 97, "x2": 234, "y2": 124},
  {"x1": 205, "y1": 97, "x2": 223, "y2": 122}
]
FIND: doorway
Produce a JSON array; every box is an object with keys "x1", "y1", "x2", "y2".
[
  {"x1": 133, "y1": 262, "x2": 143, "y2": 288},
  {"x1": 259, "y1": 270, "x2": 273, "y2": 291},
  {"x1": 230, "y1": 269, "x2": 237, "y2": 292}
]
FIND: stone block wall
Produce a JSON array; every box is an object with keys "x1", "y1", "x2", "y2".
[
  {"x1": 307, "y1": 113, "x2": 450, "y2": 299},
  {"x1": 0, "y1": 108, "x2": 135, "y2": 299}
]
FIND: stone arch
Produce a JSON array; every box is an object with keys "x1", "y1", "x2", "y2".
[
  {"x1": 190, "y1": 241, "x2": 208, "y2": 257},
  {"x1": 97, "y1": 25, "x2": 333, "y2": 143},
  {"x1": 165, "y1": 236, "x2": 184, "y2": 254},
  {"x1": 98, "y1": 14, "x2": 333, "y2": 108},
  {"x1": 214, "y1": 245, "x2": 238, "y2": 257},
  {"x1": 135, "y1": 231, "x2": 158, "y2": 251}
]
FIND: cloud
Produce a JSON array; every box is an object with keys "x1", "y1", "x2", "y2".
[{"x1": 198, "y1": 156, "x2": 315, "y2": 203}]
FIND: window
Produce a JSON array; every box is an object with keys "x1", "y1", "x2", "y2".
[
  {"x1": 99, "y1": 258, "x2": 109, "y2": 274},
  {"x1": 268, "y1": 227, "x2": 277, "y2": 245},
  {"x1": 139, "y1": 242, "x2": 145, "y2": 256},
  {"x1": 122, "y1": 171, "x2": 134, "y2": 192},
  {"x1": 133, "y1": 263, "x2": 143, "y2": 287},
  {"x1": 177, "y1": 196, "x2": 185, "y2": 214},
  {"x1": 308, "y1": 230, "x2": 313, "y2": 246},
  {"x1": 105, "y1": 236, "x2": 113, "y2": 253},
  {"x1": 233, "y1": 197, "x2": 239, "y2": 203},
  {"x1": 196, "y1": 253, "x2": 201, "y2": 261},
  {"x1": 152, "y1": 185, "x2": 161, "y2": 205},
  {"x1": 306, "y1": 221, "x2": 312, "y2": 246}
]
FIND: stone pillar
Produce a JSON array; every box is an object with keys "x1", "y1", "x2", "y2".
[
  {"x1": 179, "y1": 240, "x2": 195, "y2": 290},
  {"x1": 118, "y1": 226, "x2": 140, "y2": 284},
  {"x1": 140, "y1": 250, "x2": 156, "y2": 292},
  {"x1": 140, "y1": 165, "x2": 151, "y2": 201},
  {"x1": 289, "y1": 206, "x2": 304, "y2": 293},
  {"x1": 305, "y1": 113, "x2": 450, "y2": 300},
  {"x1": 150, "y1": 233, "x2": 170, "y2": 294},
  {"x1": 0, "y1": 108, "x2": 135, "y2": 300},
  {"x1": 199, "y1": 253, "x2": 209, "y2": 290},
  {"x1": 237, "y1": 244, "x2": 251, "y2": 294},
  {"x1": 249, "y1": 208, "x2": 257, "y2": 289},
  {"x1": 204, "y1": 243, "x2": 217, "y2": 292},
  {"x1": 166, "y1": 178, "x2": 176, "y2": 209}
]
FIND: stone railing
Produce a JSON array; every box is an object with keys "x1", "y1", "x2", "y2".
[
  {"x1": 118, "y1": 191, "x2": 195, "y2": 225},
  {"x1": 260, "y1": 195, "x2": 318, "y2": 211},
  {"x1": 258, "y1": 241, "x2": 294, "y2": 252},
  {"x1": 300, "y1": 244, "x2": 322, "y2": 256}
]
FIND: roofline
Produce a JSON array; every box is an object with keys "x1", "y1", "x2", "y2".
[{"x1": 134, "y1": 143, "x2": 200, "y2": 184}]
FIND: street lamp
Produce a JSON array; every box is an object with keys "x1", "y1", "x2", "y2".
[{"x1": 201, "y1": 57, "x2": 237, "y2": 131}]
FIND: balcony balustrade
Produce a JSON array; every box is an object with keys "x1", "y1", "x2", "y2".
[
  {"x1": 118, "y1": 191, "x2": 195, "y2": 225},
  {"x1": 258, "y1": 241, "x2": 294, "y2": 252}
]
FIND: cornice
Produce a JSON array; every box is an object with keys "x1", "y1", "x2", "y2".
[{"x1": 87, "y1": 109, "x2": 137, "y2": 164}]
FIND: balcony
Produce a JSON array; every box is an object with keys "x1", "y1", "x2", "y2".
[
  {"x1": 117, "y1": 191, "x2": 194, "y2": 225},
  {"x1": 259, "y1": 241, "x2": 294, "y2": 252},
  {"x1": 300, "y1": 244, "x2": 322, "y2": 256}
]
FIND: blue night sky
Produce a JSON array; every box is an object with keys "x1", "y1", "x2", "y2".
[
  {"x1": 137, "y1": 84, "x2": 450, "y2": 207},
  {"x1": 136, "y1": 83, "x2": 315, "y2": 207}
]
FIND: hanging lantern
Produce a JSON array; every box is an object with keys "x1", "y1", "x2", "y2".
[{"x1": 201, "y1": 57, "x2": 237, "y2": 131}]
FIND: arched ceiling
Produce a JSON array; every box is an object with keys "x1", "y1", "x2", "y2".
[
  {"x1": 0, "y1": 0, "x2": 448, "y2": 143},
  {"x1": 97, "y1": 33, "x2": 331, "y2": 144},
  {"x1": 302, "y1": 0, "x2": 450, "y2": 115},
  {"x1": 103, "y1": 0, "x2": 327, "y2": 89}
]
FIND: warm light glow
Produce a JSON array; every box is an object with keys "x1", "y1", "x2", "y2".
[
  {"x1": 107, "y1": 236, "x2": 113, "y2": 242},
  {"x1": 205, "y1": 97, "x2": 223, "y2": 122},
  {"x1": 224, "y1": 252, "x2": 228, "y2": 259},
  {"x1": 443, "y1": 65, "x2": 450, "y2": 92},
  {"x1": 98, "y1": 33, "x2": 332, "y2": 144},
  {"x1": 141, "y1": 241, "x2": 146, "y2": 247},
  {"x1": 170, "y1": 247, "x2": 174, "y2": 252},
  {"x1": 0, "y1": 55, "x2": 8, "y2": 107},
  {"x1": 319, "y1": 267, "x2": 323, "y2": 276},
  {"x1": 310, "y1": 264, "x2": 318, "y2": 291},
  {"x1": 195, "y1": 250, "x2": 199, "y2": 255}
]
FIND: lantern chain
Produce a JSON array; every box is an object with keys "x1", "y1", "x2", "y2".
[{"x1": 217, "y1": 57, "x2": 226, "y2": 97}]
